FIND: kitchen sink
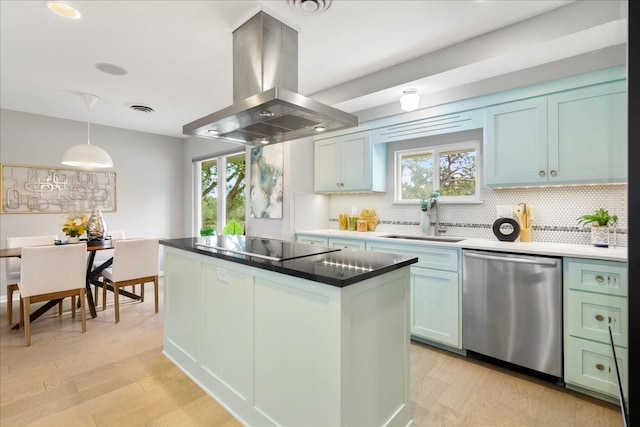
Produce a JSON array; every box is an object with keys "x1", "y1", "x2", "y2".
[{"x1": 381, "y1": 235, "x2": 465, "y2": 243}]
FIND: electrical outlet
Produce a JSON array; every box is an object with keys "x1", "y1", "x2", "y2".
[
  {"x1": 217, "y1": 267, "x2": 229, "y2": 283},
  {"x1": 496, "y1": 205, "x2": 512, "y2": 218}
]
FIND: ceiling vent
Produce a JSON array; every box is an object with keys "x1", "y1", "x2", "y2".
[
  {"x1": 286, "y1": 0, "x2": 332, "y2": 15},
  {"x1": 128, "y1": 104, "x2": 155, "y2": 113}
]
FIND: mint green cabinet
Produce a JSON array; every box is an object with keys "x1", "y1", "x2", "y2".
[
  {"x1": 314, "y1": 132, "x2": 386, "y2": 193},
  {"x1": 484, "y1": 81, "x2": 627, "y2": 186},
  {"x1": 564, "y1": 258, "x2": 628, "y2": 401},
  {"x1": 366, "y1": 241, "x2": 461, "y2": 348},
  {"x1": 484, "y1": 97, "x2": 548, "y2": 186},
  {"x1": 547, "y1": 82, "x2": 627, "y2": 183}
]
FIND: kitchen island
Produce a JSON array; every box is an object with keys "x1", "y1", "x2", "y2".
[{"x1": 160, "y1": 237, "x2": 418, "y2": 427}]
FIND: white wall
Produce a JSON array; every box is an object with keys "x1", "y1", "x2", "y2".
[{"x1": 0, "y1": 109, "x2": 184, "y2": 297}]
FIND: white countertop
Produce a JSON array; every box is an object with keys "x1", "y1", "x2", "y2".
[{"x1": 296, "y1": 229, "x2": 627, "y2": 262}]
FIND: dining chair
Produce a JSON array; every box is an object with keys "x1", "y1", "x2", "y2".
[
  {"x1": 19, "y1": 243, "x2": 87, "y2": 346},
  {"x1": 5, "y1": 235, "x2": 59, "y2": 325},
  {"x1": 101, "y1": 238, "x2": 159, "y2": 323},
  {"x1": 92, "y1": 230, "x2": 126, "y2": 306}
]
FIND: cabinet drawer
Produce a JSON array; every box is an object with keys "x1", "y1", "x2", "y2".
[
  {"x1": 566, "y1": 291, "x2": 627, "y2": 347},
  {"x1": 328, "y1": 237, "x2": 366, "y2": 251},
  {"x1": 565, "y1": 336, "x2": 628, "y2": 399},
  {"x1": 296, "y1": 235, "x2": 329, "y2": 246},
  {"x1": 366, "y1": 241, "x2": 459, "y2": 272},
  {"x1": 564, "y1": 258, "x2": 627, "y2": 297}
]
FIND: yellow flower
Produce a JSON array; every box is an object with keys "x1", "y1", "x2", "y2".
[{"x1": 62, "y1": 214, "x2": 88, "y2": 237}]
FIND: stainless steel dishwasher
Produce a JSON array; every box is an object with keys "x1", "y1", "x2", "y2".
[{"x1": 462, "y1": 250, "x2": 562, "y2": 378}]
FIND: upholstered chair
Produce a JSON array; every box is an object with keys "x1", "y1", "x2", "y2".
[{"x1": 92, "y1": 230, "x2": 126, "y2": 306}]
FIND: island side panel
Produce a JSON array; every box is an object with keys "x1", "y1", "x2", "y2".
[
  {"x1": 163, "y1": 248, "x2": 203, "y2": 370},
  {"x1": 341, "y1": 270, "x2": 411, "y2": 427}
]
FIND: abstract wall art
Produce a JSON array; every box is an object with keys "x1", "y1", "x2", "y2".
[
  {"x1": 249, "y1": 145, "x2": 283, "y2": 218},
  {"x1": 1, "y1": 164, "x2": 117, "y2": 214}
]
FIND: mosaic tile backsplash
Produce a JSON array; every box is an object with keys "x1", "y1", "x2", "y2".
[{"x1": 310, "y1": 184, "x2": 627, "y2": 247}]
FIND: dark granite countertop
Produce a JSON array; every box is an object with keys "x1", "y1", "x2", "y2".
[{"x1": 160, "y1": 237, "x2": 418, "y2": 287}]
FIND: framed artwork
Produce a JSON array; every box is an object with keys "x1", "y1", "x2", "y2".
[
  {"x1": 249, "y1": 144, "x2": 283, "y2": 218},
  {"x1": 1, "y1": 164, "x2": 117, "y2": 214}
]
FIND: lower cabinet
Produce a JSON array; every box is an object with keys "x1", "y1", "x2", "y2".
[
  {"x1": 328, "y1": 237, "x2": 366, "y2": 251},
  {"x1": 366, "y1": 241, "x2": 461, "y2": 348},
  {"x1": 564, "y1": 258, "x2": 628, "y2": 401},
  {"x1": 296, "y1": 234, "x2": 329, "y2": 246}
]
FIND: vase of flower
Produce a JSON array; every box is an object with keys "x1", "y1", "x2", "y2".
[
  {"x1": 63, "y1": 213, "x2": 88, "y2": 243},
  {"x1": 87, "y1": 209, "x2": 107, "y2": 240}
]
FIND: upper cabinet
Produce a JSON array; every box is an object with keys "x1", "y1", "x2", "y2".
[
  {"x1": 484, "y1": 81, "x2": 627, "y2": 187},
  {"x1": 314, "y1": 131, "x2": 386, "y2": 193}
]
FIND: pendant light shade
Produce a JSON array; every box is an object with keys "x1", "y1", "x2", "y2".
[
  {"x1": 62, "y1": 94, "x2": 113, "y2": 169},
  {"x1": 400, "y1": 88, "x2": 420, "y2": 112}
]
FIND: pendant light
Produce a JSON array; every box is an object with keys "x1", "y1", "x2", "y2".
[
  {"x1": 62, "y1": 94, "x2": 114, "y2": 169},
  {"x1": 400, "y1": 88, "x2": 420, "y2": 112}
]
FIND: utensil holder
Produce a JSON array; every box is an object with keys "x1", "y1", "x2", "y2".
[{"x1": 520, "y1": 227, "x2": 532, "y2": 242}]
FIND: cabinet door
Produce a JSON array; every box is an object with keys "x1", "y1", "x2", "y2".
[
  {"x1": 548, "y1": 82, "x2": 627, "y2": 183},
  {"x1": 339, "y1": 133, "x2": 371, "y2": 191},
  {"x1": 411, "y1": 267, "x2": 460, "y2": 347},
  {"x1": 314, "y1": 138, "x2": 341, "y2": 192},
  {"x1": 484, "y1": 97, "x2": 548, "y2": 186}
]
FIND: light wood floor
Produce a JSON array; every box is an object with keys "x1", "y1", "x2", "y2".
[{"x1": 1, "y1": 279, "x2": 622, "y2": 426}]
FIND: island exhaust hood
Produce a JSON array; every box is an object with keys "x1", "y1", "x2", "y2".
[{"x1": 183, "y1": 11, "x2": 358, "y2": 146}]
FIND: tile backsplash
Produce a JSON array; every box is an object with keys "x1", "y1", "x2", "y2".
[{"x1": 304, "y1": 184, "x2": 627, "y2": 247}]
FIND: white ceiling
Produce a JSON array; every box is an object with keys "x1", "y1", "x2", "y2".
[{"x1": 0, "y1": 0, "x2": 628, "y2": 139}]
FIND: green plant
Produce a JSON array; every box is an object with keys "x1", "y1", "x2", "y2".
[
  {"x1": 576, "y1": 208, "x2": 618, "y2": 227},
  {"x1": 420, "y1": 190, "x2": 440, "y2": 211},
  {"x1": 199, "y1": 227, "x2": 215, "y2": 236},
  {"x1": 222, "y1": 219, "x2": 244, "y2": 235}
]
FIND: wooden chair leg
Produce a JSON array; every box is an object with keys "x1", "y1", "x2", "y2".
[
  {"x1": 113, "y1": 282, "x2": 120, "y2": 324},
  {"x1": 23, "y1": 297, "x2": 31, "y2": 346},
  {"x1": 58, "y1": 301, "x2": 63, "y2": 316},
  {"x1": 154, "y1": 276, "x2": 159, "y2": 313},
  {"x1": 71, "y1": 295, "x2": 76, "y2": 319},
  {"x1": 103, "y1": 281, "x2": 108, "y2": 310},
  {"x1": 79, "y1": 288, "x2": 86, "y2": 333},
  {"x1": 19, "y1": 297, "x2": 24, "y2": 329},
  {"x1": 141, "y1": 283, "x2": 145, "y2": 302},
  {"x1": 7, "y1": 284, "x2": 17, "y2": 325}
]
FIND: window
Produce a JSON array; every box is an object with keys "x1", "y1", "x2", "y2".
[
  {"x1": 395, "y1": 141, "x2": 480, "y2": 204},
  {"x1": 196, "y1": 151, "x2": 246, "y2": 235}
]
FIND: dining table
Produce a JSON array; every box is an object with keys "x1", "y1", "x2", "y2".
[{"x1": 1, "y1": 240, "x2": 141, "y2": 329}]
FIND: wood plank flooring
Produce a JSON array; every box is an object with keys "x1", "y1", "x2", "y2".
[{"x1": 1, "y1": 279, "x2": 622, "y2": 426}]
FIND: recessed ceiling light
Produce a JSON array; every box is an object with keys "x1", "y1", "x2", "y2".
[
  {"x1": 95, "y1": 63, "x2": 128, "y2": 76},
  {"x1": 47, "y1": 2, "x2": 81, "y2": 19}
]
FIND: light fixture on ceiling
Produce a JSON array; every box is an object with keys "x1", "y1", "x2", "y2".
[
  {"x1": 62, "y1": 94, "x2": 114, "y2": 169},
  {"x1": 400, "y1": 88, "x2": 420, "y2": 112},
  {"x1": 47, "y1": 2, "x2": 81, "y2": 19}
]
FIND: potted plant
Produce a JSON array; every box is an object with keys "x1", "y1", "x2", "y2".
[
  {"x1": 62, "y1": 214, "x2": 88, "y2": 243},
  {"x1": 577, "y1": 208, "x2": 618, "y2": 247}
]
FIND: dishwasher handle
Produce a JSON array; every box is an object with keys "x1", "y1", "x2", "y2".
[{"x1": 464, "y1": 251, "x2": 558, "y2": 267}]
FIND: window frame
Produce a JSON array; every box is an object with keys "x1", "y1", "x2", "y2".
[
  {"x1": 193, "y1": 149, "x2": 246, "y2": 236},
  {"x1": 394, "y1": 140, "x2": 481, "y2": 205}
]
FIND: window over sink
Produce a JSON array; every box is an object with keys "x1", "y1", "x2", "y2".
[{"x1": 394, "y1": 141, "x2": 481, "y2": 204}]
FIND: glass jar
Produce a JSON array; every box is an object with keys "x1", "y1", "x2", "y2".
[
  {"x1": 338, "y1": 213, "x2": 349, "y2": 230},
  {"x1": 348, "y1": 216, "x2": 358, "y2": 231},
  {"x1": 357, "y1": 220, "x2": 368, "y2": 232}
]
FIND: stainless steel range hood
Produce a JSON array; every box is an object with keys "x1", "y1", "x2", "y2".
[{"x1": 183, "y1": 11, "x2": 358, "y2": 146}]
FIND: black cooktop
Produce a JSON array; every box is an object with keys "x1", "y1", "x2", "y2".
[{"x1": 194, "y1": 235, "x2": 340, "y2": 262}]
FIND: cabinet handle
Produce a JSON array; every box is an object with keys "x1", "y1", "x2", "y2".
[
  {"x1": 539, "y1": 170, "x2": 546, "y2": 177},
  {"x1": 595, "y1": 275, "x2": 604, "y2": 283},
  {"x1": 596, "y1": 363, "x2": 606, "y2": 371},
  {"x1": 595, "y1": 314, "x2": 604, "y2": 321},
  {"x1": 550, "y1": 169, "x2": 557, "y2": 177},
  {"x1": 609, "y1": 316, "x2": 614, "y2": 324}
]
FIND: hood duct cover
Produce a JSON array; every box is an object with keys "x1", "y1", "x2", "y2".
[{"x1": 183, "y1": 11, "x2": 358, "y2": 145}]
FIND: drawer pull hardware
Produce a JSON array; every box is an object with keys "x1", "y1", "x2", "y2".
[
  {"x1": 550, "y1": 169, "x2": 557, "y2": 177},
  {"x1": 595, "y1": 314, "x2": 604, "y2": 321},
  {"x1": 596, "y1": 363, "x2": 605, "y2": 371},
  {"x1": 539, "y1": 170, "x2": 546, "y2": 177},
  {"x1": 595, "y1": 275, "x2": 604, "y2": 283}
]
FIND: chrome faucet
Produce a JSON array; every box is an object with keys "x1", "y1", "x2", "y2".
[{"x1": 433, "y1": 199, "x2": 447, "y2": 236}]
